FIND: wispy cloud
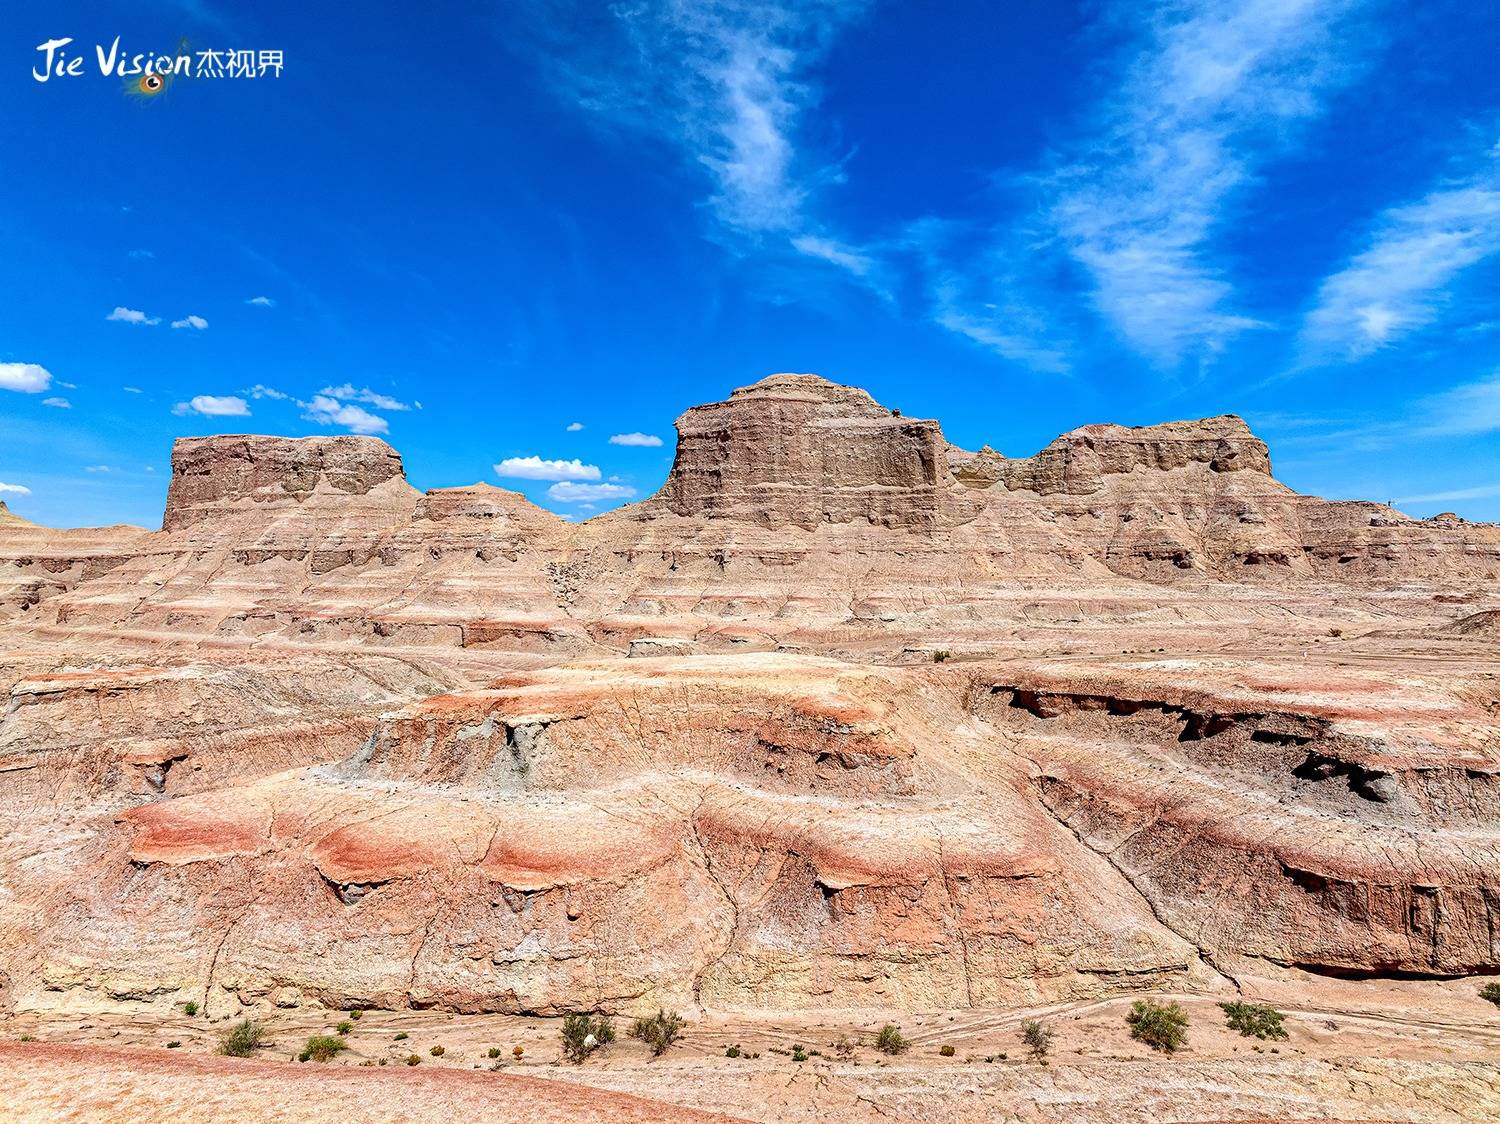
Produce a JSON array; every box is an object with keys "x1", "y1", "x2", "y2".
[
  {"x1": 547, "y1": 480, "x2": 636, "y2": 503},
  {"x1": 42, "y1": 396, "x2": 70, "y2": 408},
  {"x1": 173, "y1": 395, "x2": 250, "y2": 418},
  {"x1": 495, "y1": 455, "x2": 601, "y2": 481},
  {"x1": 246, "y1": 295, "x2": 276, "y2": 307},
  {"x1": 608, "y1": 431, "x2": 663, "y2": 447},
  {"x1": 526, "y1": 0, "x2": 866, "y2": 244},
  {"x1": 171, "y1": 314, "x2": 209, "y2": 330},
  {"x1": 1394, "y1": 482, "x2": 1500, "y2": 505},
  {"x1": 1415, "y1": 370, "x2": 1500, "y2": 438},
  {"x1": 243, "y1": 384, "x2": 288, "y2": 400},
  {"x1": 0, "y1": 362, "x2": 52, "y2": 393},
  {"x1": 0, "y1": 482, "x2": 31, "y2": 495},
  {"x1": 300, "y1": 395, "x2": 388, "y2": 435},
  {"x1": 318, "y1": 384, "x2": 413, "y2": 411},
  {"x1": 1041, "y1": 0, "x2": 1370, "y2": 367},
  {"x1": 1299, "y1": 151, "x2": 1500, "y2": 361},
  {"x1": 107, "y1": 307, "x2": 160, "y2": 325},
  {"x1": 122, "y1": 386, "x2": 143, "y2": 394}
]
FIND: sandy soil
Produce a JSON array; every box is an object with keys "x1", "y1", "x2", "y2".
[{"x1": 6, "y1": 979, "x2": 1500, "y2": 1122}]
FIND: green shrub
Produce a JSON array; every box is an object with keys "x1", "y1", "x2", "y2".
[
  {"x1": 183, "y1": 1001, "x2": 198, "y2": 1017},
  {"x1": 393, "y1": 1032, "x2": 408, "y2": 1041},
  {"x1": 430, "y1": 1045, "x2": 445, "y2": 1057},
  {"x1": 302, "y1": 1035, "x2": 346, "y2": 1063},
  {"x1": 336, "y1": 1021, "x2": 353, "y2": 1035},
  {"x1": 217, "y1": 1019, "x2": 264, "y2": 1058},
  {"x1": 938, "y1": 1044, "x2": 955, "y2": 1057},
  {"x1": 1218, "y1": 1001, "x2": 1288, "y2": 1040},
  {"x1": 628, "y1": 1009, "x2": 684, "y2": 1057},
  {"x1": 791, "y1": 1045, "x2": 808, "y2": 1062},
  {"x1": 725, "y1": 1044, "x2": 741, "y2": 1058},
  {"x1": 874, "y1": 1024, "x2": 910, "y2": 1055},
  {"x1": 1126, "y1": 999, "x2": 1188, "y2": 1053},
  {"x1": 1481, "y1": 982, "x2": 1500, "y2": 1007},
  {"x1": 350, "y1": 1009, "x2": 363, "y2": 1020},
  {"x1": 561, "y1": 1014, "x2": 615, "y2": 1064},
  {"x1": 406, "y1": 1054, "x2": 420, "y2": 1066},
  {"x1": 1020, "y1": 1018, "x2": 1052, "y2": 1061},
  {"x1": 488, "y1": 1047, "x2": 501, "y2": 1059},
  {"x1": 166, "y1": 1041, "x2": 181, "y2": 1049}
]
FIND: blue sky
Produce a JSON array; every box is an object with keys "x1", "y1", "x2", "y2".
[{"x1": 3, "y1": 0, "x2": 1499, "y2": 528}]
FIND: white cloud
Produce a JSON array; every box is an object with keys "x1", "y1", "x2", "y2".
[
  {"x1": 529, "y1": 1, "x2": 865, "y2": 239},
  {"x1": 122, "y1": 386, "x2": 143, "y2": 394},
  {"x1": 566, "y1": 421, "x2": 584, "y2": 432},
  {"x1": 84, "y1": 465, "x2": 111, "y2": 473},
  {"x1": 608, "y1": 432, "x2": 664, "y2": 447},
  {"x1": 495, "y1": 455, "x2": 602, "y2": 481},
  {"x1": 128, "y1": 249, "x2": 155, "y2": 260},
  {"x1": 1415, "y1": 370, "x2": 1500, "y2": 438},
  {"x1": 318, "y1": 384, "x2": 413, "y2": 411},
  {"x1": 244, "y1": 384, "x2": 288, "y2": 400},
  {"x1": 42, "y1": 396, "x2": 71, "y2": 408},
  {"x1": 1394, "y1": 482, "x2": 1500, "y2": 505},
  {"x1": 1299, "y1": 165, "x2": 1500, "y2": 361},
  {"x1": 246, "y1": 296, "x2": 276, "y2": 307},
  {"x1": 171, "y1": 314, "x2": 209, "y2": 330},
  {"x1": 106, "y1": 307, "x2": 160, "y2": 325},
  {"x1": 547, "y1": 481, "x2": 637, "y2": 503},
  {"x1": 0, "y1": 362, "x2": 52, "y2": 393},
  {"x1": 1037, "y1": 0, "x2": 1367, "y2": 366},
  {"x1": 300, "y1": 394, "x2": 388, "y2": 435},
  {"x1": 791, "y1": 234, "x2": 874, "y2": 277},
  {"x1": 173, "y1": 395, "x2": 251, "y2": 418},
  {"x1": 0, "y1": 482, "x2": 31, "y2": 495}
]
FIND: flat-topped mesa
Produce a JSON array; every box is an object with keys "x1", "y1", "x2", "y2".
[
  {"x1": 162, "y1": 434, "x2": 415, "y2": 530},
  {"x1": 953, "y1": 415, "x2": 1274, "y2": 495},
  {"x1": 650, "y1": 372, "x2": 971, "y2": 530}
]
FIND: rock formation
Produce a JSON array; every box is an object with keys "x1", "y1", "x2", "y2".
[{"x1": 1, "y1": 373, "x2": 1497, "y2": 1038}]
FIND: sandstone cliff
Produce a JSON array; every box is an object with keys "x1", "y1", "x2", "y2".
[{"x1": 0, "y1": 372, "x2": 1496, "y2": 1031}]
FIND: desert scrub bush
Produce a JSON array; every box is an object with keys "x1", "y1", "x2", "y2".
[
  {"x1": 336, "y1": 1021, "x2": 353, "y2": 1035},
  {"x1": 301, "y1": 1035, "x2": 346, "y2": 1063},
  {"x1": 628, "y1": 1009, "x2": 684, "y2": 1057},
  {"x1": 1481, "y1": 982, "x2": 1500, "y2": 1007},
  {"x1": 1218, "y1": 1001, "x2": 1288, "y2": 1040},
  {"x1": 791, "y1": 1045, "x2": 808, "y2": 1062},
  {"x1": 874, "y1": 1024, "x2": 910, "y2": 1055},
  {"x1": 512, "y1": 1045, "x2": 524, "y2": 1059},
  {"x1": 1126, "y1": 1000, "x2": 1188, "y2": 1053},
  {"x1": 405, "y1": 1054, "x2": 420, "y2": 1066},
  {"x1": 429, "y1": 1045, "x2": 445, "y2": 1057},
  {"x1": 217, "y1": 1019, "x2": 264, "y2": 1058},
  {"x1": 1019, "y1": 1018, "x2": 1052, "y2": 1062},
  {"x1": 932, "y1": 649, "x2": 951, "y2": 663},
  {"x1": 561, "y1": 1014, "x2": 615, "y2": 1064},
  {"x1": 938, "y1": 1044, "x2": 955, "y2": 1057},
  {"x1": 182, "y1": 1001, "x2": 198, "y2": 1016},
  {"x1": 166, "y1": 1041, "x2": 181, "y2": 1049},
  {"x1": 393, "y1": 1032, "x2": 408, "y2": 1040},
  {"x1": 349, "y1": 1009, "x2": 363, "y2": 1020},
  {"x1": 488, "y1": 1047, "x2": 501, "y2": 1059},
  {"x1": 725, "y1": 1044, "x2": 741, "y2": 1058}
]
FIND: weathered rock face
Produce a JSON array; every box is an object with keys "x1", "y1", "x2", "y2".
[
  {"x1": 162, "y1": 434, "x2": 414, "y2": 530},
  {"x1": 652, "y1": 373, "x2": 973, "y2": 530},
  {"x1": 955, "y1": 415, "x2": 1274, "y2": 495},
  {"x1": 0, "y1": 371, "x2": 1498, "y2": 1030}
]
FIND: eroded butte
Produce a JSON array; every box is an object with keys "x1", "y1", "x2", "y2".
[{"x1": 2, "y1": 373, "x2": 1498, "y2": 1122}]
